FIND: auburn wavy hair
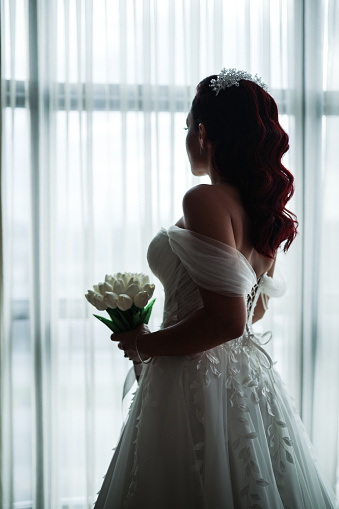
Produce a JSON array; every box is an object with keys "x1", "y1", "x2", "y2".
[{"x1": 191, "y1": 76, "x2": 298, "y2": 258}]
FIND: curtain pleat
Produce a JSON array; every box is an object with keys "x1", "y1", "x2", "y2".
[
  {"x1": 28, "y1": 0, "x2": 45, "y2": 505},
  {"x1": 1, "y1": 1, "x2": 339, "y2": 507},
  {"x1": 83, "y1": 0, "x2": 95, "y2": 504},
  {"x1": 312, "y1": 0, "x2": 339, "y2": 490},
  {"x1": 1, "y1": 0, "x2": 14, "y2": 506}
]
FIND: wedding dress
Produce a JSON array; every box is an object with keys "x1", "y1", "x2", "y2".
[{"x1": 94, "y1": 226, "x2": 336, "y2": 509}]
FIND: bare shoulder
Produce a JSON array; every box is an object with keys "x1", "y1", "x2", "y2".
[
  {"x1": 182, "y1": 184, "x2": 238, "y2": 248},
  {"x1": 183, "y1": 183, "x2": 213, "y2": 198},
  {"x1": 183, "y1": 183, "x2": 237, "y2": 209},
  {"x1": 182, "y1": 184, "x2": 274, "y2": 278}
]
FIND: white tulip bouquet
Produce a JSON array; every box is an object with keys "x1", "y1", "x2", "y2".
[{"x1": 85, "y1": 272, "x2": 155, "y2": 333}]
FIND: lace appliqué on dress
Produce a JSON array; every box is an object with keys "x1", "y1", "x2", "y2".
[{"x1": 188, "y1": 275, "x2": 296, "y2": 507}]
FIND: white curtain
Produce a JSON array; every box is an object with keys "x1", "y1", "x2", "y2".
[{"x1": 1, "y1": 0, "x2": 338, "y2": 507}]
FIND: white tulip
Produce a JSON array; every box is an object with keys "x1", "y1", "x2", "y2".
[
  {"x1": 103, "y1": 291, "x2": 118, "y2": 309},
  {"x1": 125, "y1": 277, "x2": 135, "y2": 288},
  {"x1": 134, "y1": 291, "x2": 149, "y2": 308},
  {"x1": 124, "y1": 283, "x2": 141, "y2": 299},
  {"x1": 140, "y1": 274, "x2": 150, "y2": 286},
  {"x1": 85, "y1": 290, "x2": 97, "y2": 306},
  {"x1": 98, "y1": 281, "x2": 113, "y2": 295},
  {"x1": 92, "y1": 294, "x2": 108, "y2": 311},
  {"x1": 122, "y1": 273, "x2": 132, "y2": 286},
  {"x1": 117, "y1": 294, "x2": 133, "y2": 311},
  {"x1": 142, "y1": 283, "x2": 155, "y2": 298},
  {"x1": 105, "y1": 274, "x2": 115, "y2": 286},
  {"x1": 113, "y1": 279, "x2": 125, "y2": 295}
]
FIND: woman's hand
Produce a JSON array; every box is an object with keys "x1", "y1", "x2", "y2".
[{"x1": 111, "y1": 323, "x2": 151, "y2": 362}]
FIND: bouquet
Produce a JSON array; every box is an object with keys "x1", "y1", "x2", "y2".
[{"x1": 85, "y1": 272, "x2": 156, "y2": 333}]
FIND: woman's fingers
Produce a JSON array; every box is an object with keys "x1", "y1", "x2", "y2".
[
  {"x1": 110, "y1": 325, "x2": 151, "y2": 362},
  {"x1": 111, "y1": 333, "x2": 122, "y2": 341}
]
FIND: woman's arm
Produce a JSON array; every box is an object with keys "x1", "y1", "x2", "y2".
[
  {"x1": 114, "y1": 290, "x2": 246, "y2": 361},
  {"x1": 141, "y1": 292, "x2": 246, "y2": 357}
]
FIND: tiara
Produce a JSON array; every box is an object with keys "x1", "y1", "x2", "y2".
[{"x1": 209, "y1": 68, "x2": 269, "y2": 95}]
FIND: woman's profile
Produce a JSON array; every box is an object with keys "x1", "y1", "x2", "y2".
[{"x1": 94, "y1": 69, "x2": 336, "y2": 508}]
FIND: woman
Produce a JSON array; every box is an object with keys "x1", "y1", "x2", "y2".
[{"x1": 94, "y1": 69, "x2": 336, "y2": 508}]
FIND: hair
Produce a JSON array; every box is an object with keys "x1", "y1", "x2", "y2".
[{"x1": 191, "y1": 75, "x2": 298, "y2": 258}]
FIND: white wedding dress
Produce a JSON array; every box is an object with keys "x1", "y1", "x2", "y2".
[{"x1": 94, "y1": 226, "x2": 336, "y2": 509}]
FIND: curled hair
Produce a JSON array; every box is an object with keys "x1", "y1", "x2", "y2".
[{"x1": 191, "y1": 76, "x2": 298, "y2": 258}]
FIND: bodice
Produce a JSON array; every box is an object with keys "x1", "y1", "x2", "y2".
[
  {"x1": 147, "y1": 228, "x2": 268, "y2": 332},
  {"x1": 147, "y1": 229, "x2": 204, "y2": 328}
]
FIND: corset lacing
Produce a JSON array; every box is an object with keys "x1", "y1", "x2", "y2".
[{"x1": 243, "y1": 274, "x2": 274, "y2": 370}]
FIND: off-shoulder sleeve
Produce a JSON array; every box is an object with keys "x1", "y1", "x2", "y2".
[
  {"x1": 259, "y1": 270, "x2": 287, "y2": 311},
  {"x1": 167, "y1": 226, "x2": 257, "y2": 297},
  {"x1": 260, "y1": 272, "x2": 287, "y2": 298}
]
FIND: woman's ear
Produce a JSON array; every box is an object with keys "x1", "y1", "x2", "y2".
[{"x1": 198, "y1": 123, "x2": 208, "y2": 150}]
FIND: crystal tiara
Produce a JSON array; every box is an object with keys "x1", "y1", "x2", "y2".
[{"x1": 209, "y1": 68, "x2": 269, "y2": 95}]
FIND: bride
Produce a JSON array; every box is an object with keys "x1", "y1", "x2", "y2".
[{"x1": 94, "y1": 69, "x2": 336, "y2": 508}]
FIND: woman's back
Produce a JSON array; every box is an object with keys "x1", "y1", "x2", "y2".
[{"x1": 176, "y1": 183, "x2": 275, "y2": 280}]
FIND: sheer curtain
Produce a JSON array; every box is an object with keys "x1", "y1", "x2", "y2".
[
  {"x1": 311, "y1": 0, "x2": 339, "y2": 494},
  {"x1": 1, "y1": 0, "x2": 338, "y2": 507}
]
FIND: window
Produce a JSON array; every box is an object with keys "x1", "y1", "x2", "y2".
[{"x1": 2, "y1": 0, "x2": 338, "y2": 506}]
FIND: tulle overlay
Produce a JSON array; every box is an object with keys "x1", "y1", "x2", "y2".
[{"x1": 94, "y1": 227, "x2": 336, "y2": 509}]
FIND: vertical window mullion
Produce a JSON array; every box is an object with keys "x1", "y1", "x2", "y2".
[{"x1": 28, "y1": 0, "x2": 45, "y2": 507}]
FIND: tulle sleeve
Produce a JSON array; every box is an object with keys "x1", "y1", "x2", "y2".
[
  {"x1": 167, "y1": 226, "x2": 257, "y2": 297},
  {"x1": 259, "y1": 270, "x2": 287, "y2": 310},
  {"x1": 260, "y1": 272, "x2": 287, "y2": 298}
]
